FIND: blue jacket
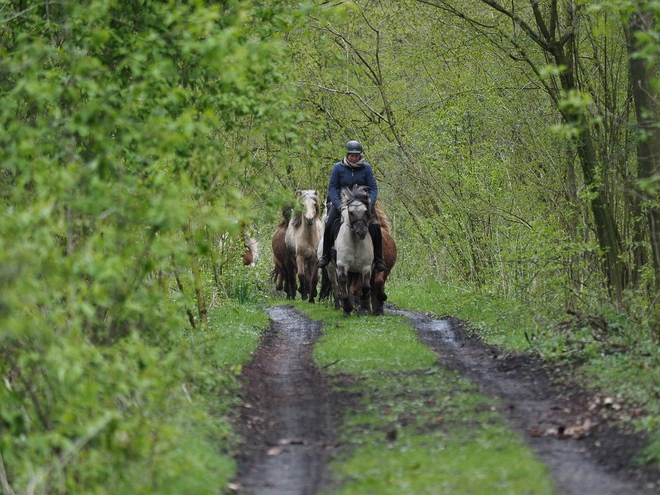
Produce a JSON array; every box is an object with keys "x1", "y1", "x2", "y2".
[{"x1": 327, "y1": 161, "x2": 378, "y2": 210}]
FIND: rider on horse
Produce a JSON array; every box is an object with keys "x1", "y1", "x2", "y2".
[{"x1": 317, "y1": 140, "x2": 387, "y2": 273}]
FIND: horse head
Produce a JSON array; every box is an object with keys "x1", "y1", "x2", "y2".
[
  {"x1": 341, "y1": 185, "x2": 371, "y2": 240},
  {"x1": 297, "y1": 190, "x2": 321, "y2": 226}
]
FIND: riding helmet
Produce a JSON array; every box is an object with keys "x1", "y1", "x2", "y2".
[{"x1": 346, "y1": 140, "x2": 363, "y2": 154}]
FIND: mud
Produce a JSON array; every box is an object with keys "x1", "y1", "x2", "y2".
[
  {"x1": 232, "y1": 304, "x2": 659, "y2": 494},
  {"x1": 232, "y1": 306, "x2": 334, "y2": 495},
  {"x1": 391, "y1": 307, "x2": 657, "y2": 495}
]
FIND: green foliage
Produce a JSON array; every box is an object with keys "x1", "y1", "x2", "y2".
[
  {"x1": 0, "y1": 0, "x2": 298, "y2": 492},
  {"x1": 0, "y1": 302, "x2": 266, "y2": 493}
]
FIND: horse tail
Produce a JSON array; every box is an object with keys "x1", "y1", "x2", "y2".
[{"x1": 374, "y1": 203, "x2": 391, "y2": 233}]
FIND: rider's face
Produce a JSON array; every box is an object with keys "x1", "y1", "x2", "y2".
[{"x1": 347, "y1": 153, "x2": 361, "y2": 163}]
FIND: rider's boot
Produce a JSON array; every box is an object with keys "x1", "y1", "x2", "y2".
[{"x1": 370, "y1": 224, "x2": 387, "y2": 272}]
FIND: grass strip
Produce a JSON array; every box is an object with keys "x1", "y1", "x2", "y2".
[{"x1": 290, "y1": 301, "x2": 555, "y2": 494}]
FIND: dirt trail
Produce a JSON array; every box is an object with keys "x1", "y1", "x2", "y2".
[
  {"x1": 233, "y1": 304, "x2": 656, "y2": 494},
  {"x1": 233, "y1": 306, "x2": 333, "y2": 495},
  {"x1": 390, "y1": 307, "x2": 654, "y2": 495}
]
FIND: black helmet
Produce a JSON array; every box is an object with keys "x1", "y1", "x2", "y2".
[{"x1": 346, "y1": 140, "x2": 363, "y2": 154}]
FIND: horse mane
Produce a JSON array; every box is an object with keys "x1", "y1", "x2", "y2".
[
  {"x1": 290, "y1": 210, "x2": 303, "y2": 228},
  {"x1": 342, "y1": 185, "x2": 374, "y2": 222},
  {"x1": 374, "y1": 203, "x2": 391, "y2": 233},
  {"x1": 277, "y1": 208, "x2": 290, "y2": 230}
]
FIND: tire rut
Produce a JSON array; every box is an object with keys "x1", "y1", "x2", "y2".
[
  {"x1": 233, "y1": 305, "x2": 333, "y2": 495},
  {"x1": 389, "y1": 306, "x2": 655, "y2": 495}
]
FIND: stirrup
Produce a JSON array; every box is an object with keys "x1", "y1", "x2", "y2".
[
  {"x1": 374, "y1": 258, "x2": 387, "y2": 272},
  {"x1": 317, "y1": 256, "x2": 330, "y2": 268}
]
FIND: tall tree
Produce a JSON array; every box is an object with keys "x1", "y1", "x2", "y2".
[{"x1": 417, "y1": 0, "x2": 630, "y2": 302}]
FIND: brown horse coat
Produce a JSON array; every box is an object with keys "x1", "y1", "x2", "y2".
[{"x1": 271, "y1": 211, "x2": 297, "y2": 299}]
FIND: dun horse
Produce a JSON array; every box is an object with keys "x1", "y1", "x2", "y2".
[
  {"x1": 284, "y1": 190, "x2": 323, "y2": 302},
  {"x1": 320, "y1": 186, "x2": 396, "y2": 316}
]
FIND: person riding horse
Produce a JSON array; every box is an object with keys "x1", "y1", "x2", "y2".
[{"x1": 317, "y1": 140, "x2": 387, "y2": 273}]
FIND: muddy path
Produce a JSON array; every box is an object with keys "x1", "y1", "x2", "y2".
[
  {"x1": 233, "y1": 305, "x2": 657, "y2": 494},
  {"x1": 233, "y1": 306, "x2": 334, "y2": 495},
  {"x1": 390, "y1": 307, "x2": 656, "y2": 495}
]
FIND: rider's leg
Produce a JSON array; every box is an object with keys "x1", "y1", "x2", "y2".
[
  {"x1": 370, "y1": 223, "x2": 386, "y2": 272},
  {"x1": 318, "y1": 207, "x2": 340, "y2": 268}
]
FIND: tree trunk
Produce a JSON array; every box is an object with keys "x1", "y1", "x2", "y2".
[
  {"x1": 554, "y1": 18, "x2": 626, "y2": 303},
  {"x1": 626, "y1": 10, "x2": 660, "y2": 292}
]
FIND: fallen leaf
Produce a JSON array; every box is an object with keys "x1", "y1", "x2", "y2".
[
  {"x1": 558, "y1": 419, "x2": 598, "y2": 439},
  {"x1": 227, "y1": 483, "x2": 240, "y2": 491},
  {"x1": 267, "y1": 447, "x2": 283, "y2": 456},
  {"x1": 277, "y1": 438, "x2": 305, "y2": 445}
]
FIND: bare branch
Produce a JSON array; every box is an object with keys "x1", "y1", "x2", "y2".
[
  {"x1": 321, "y1": 22, "x2": 381, "y2": 86},
  {"x1": 304, "y1": 83, "x2": 389, "y2": 123},
  {"x1": 478, "y1": 0, "x2": 551, "y2": 51},
  {"x1": 0, "y1": 2, "x2": 65, "y2": 24},
  {"x1": 0, "y1": 452, "x2": 16, "y2": 495},
  {"x1": 415, "y1": 0, "x2": 496, "y2": 29},
  {"x1": 530, "y1": 0, "x2": 552, "y2": 42}
]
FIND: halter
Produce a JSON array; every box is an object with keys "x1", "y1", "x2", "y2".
[{"x1": 344, "y1": 199, "x2": 369, "y2": 233}]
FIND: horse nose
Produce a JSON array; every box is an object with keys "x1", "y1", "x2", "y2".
[
  {"x1": 357, "y1": 230, "x2": 367, "y2": 240},
  {"x1": 306, "y1": 217, "x2": 314, "y2": 226}
]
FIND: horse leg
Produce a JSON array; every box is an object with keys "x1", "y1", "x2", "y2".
[
  {"x1": 358, "y1": 270, "x2": 372, "y2": 316},
  {"x1": 337, "y1": 265, "x2": 353, "y2": 316},
  {"x1": 371, "y1": 271, "x2": 385, "y2": 316},
  {"x1": 286, "y1": 261, "x2": 297, "y2": 300},
  {"x1": 296, "y1": 255, "x2": 308, "y2": 301},
  {"x1": 327, "y1": 264, "x2": 341, "y2": 310},
  {"x1": 308, "y1": 262, "x2": 319, "y2": 304}
]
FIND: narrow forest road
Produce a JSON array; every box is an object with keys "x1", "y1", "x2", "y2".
[
  {"x1": 232, "y1": 305, "x2": 655, "y2": 494},
  {"x1": 233, "y1": 306, "x2": 334, "y2": 495}
]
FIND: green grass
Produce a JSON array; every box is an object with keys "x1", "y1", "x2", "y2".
[
  {"x1": 289, "y1": 300, "x2": 556, "y2": 495},
  {"x1": 386, "y1": 281, "x2": 549, "y2": 350},
  {"x1": 384, "y1": 280, "x2": 660, "y2": 468}
]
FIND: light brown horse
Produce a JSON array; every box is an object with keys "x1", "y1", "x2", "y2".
[{"x1": 285, "y1": 190, "x2": 323, "y2": 303}]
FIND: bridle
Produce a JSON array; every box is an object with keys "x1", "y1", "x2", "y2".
[{"x1": 344, "y1": 199, "x2": 369, "y2": 233}]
